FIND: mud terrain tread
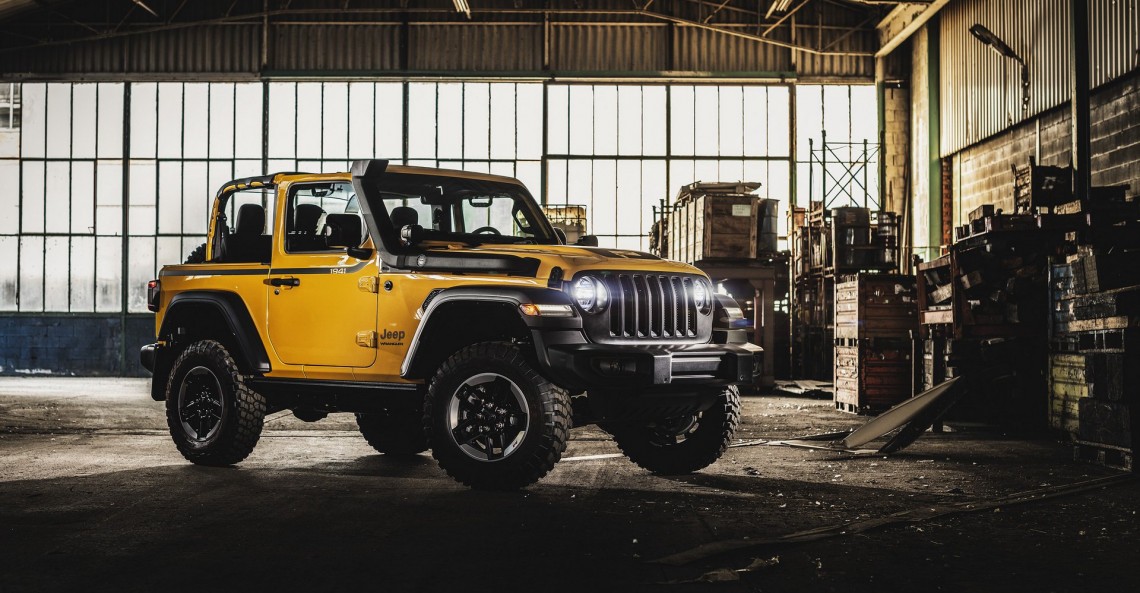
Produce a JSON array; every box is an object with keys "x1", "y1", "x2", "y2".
[
  {"x1": 425, "y1": 341, "x2": 570, "y2": 490},
  {"x1": 165, "y1": 339, "x2": 265, "y2": 466},
  {"x1": 611, "y1": 385, "x2": 740, "y2": 475},
  {"x1": 356, "y1": 410, "x2": 429, "y2": 455}
]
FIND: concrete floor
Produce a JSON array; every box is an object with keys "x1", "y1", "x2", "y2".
[{"x1": 1, "y1": 377, "x2": 1137, "y2": 592}]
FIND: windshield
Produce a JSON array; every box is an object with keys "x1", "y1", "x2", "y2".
[{"x1": 362, "y1": 172, "x2": 556, "y2": 246}]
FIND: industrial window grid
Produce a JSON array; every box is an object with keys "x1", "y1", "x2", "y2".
[{"x1": 0, "y1": 80, "x2": 876, "y2": 315}]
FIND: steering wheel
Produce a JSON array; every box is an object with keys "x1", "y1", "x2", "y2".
[{"x1": 471, "y1": 226, "x2": 501, "y2": 235}]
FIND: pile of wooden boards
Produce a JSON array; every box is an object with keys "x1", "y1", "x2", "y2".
[
  {"x1": 1050, "y1": 247, "x2": 1139, "y2": 470},
  {"x1": 917, "y1": 204, "x2": 1066, "y2": 427},
  {"x1": 833, "y1": 274, "x2": 918, "y2": 414}
]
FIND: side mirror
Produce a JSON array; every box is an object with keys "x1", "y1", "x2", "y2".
[
  {"x1": 323, "y1": 214, "x2": 363, "y2": 248},
  {"x1": 576, "y1": 234, "x2": 599, "y2": 247},
  {"x1": 552, "y1": 227, "x2": 568, "y2": 244}
]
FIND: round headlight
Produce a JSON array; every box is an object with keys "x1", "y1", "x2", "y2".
[
  {"x1": 692, "y1": 280, "x2": 712, "y2": 314},
  {"x1": 573, "y1": 276, "x2": 608, "y2": 313}
]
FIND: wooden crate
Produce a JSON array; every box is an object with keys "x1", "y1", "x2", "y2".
[
  {"x1": 1049, "y1": 353, "x2": 1088, "y2": 434},
  {"x1": 834, "y1": 340, "x2": 915, "y2": 414},
  {"x1": 666, "y1": 182, "x2": 772, "y2": 264},
  {"x1": 834, "y1": 274, "x2": 918, "y2": 340}
]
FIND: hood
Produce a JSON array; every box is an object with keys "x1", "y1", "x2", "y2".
[{"x1": 424, "y1": 243, "x2": 704, "y2": 279}]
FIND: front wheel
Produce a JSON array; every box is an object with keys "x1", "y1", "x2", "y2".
[
  {"x1": 425, "y1": 342, "x2": 571, "y2": 490},
  {"x1": 164, "y1": 340, "x2": 266, "y2": 466},
  {"x1": 608, "y1": 385, "x2": 741, "y2": 475}
]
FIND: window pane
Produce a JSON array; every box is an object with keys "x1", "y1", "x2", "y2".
[
  {"x1": 743, "y1": 87, "x2": 767, "y2": 157},
  {"x1": 615, "y1": 160, "x2": 641, "y2": 237},
  {"x1": 157, "y1": 161, "x2": 181, "y2": 235},
  {"x1": 44, "y1": 161, "x2": 69, "y2": 233},
  {"x1": 157, "y1": 83, "x2": 183, "y2": 159},
  {"x1": 670, "y1": 86, "x2": 694, "y2": 156},
  {"x1": 768, "y1": 85, "x2": 790, "y2": 156},
  {"x1": 407, "y1": 83, "x2": 437, "y2": 159},
  {"x1": 21, "y1": 83, "x2": 46, "y2": 158},
  {"x1": 642, "y1": 160, "x2": 667, "y2": 234},
  {"x1": 642, "y1": 86, "x2": 667, "y2": 156},
  {"x1": 130, "y1": 83, "x2": 157, "y2": 158},
  {"x1": 546, "y1": 159, "x2": 567, "y2": 205},
  {"x1": 70, "y1": 236, "x2": 95, "y2": 312},
  {"x1": 0, "y1": 161, "x2": 17, "y2": 234},
  {"x1": 43, "y1": 236, "x2": 69, "y2": 311},
  {"x1": 568, "y1": 86, "x2": 593, "y2": 155},
  {"x1": 296, "y1": 83, "x2": 322, "y2": 159},
  {"x1": 546, "y1": 85, "x2": 568, "y2": 155},
  {"x1": 20, "y1": 236, "x2": 44, "y2": 311},
  {"x1": 209, "y1": 83, "x2": 236, "y2": 159},
  {"x1": 96, "y1": 160, "x2": 123, "y2": 236},
  {"x1": 95, "y1": 236, "x2": 121, "y2": 312},
  {"x1": 489, "y1": 83, "x2": 516, "y2": 160},
  {"x1": 182, "y1": 162, "x2": 209, "y2": 235},
  {"x1": 234, "y1": 83, "x2": 263, "y2": 160},
  {"x1": 97, "y1": 83, "x2": 124, "y2": 158},
  {"x1": 348, "y1": 82, "x2": 375, "y2": 159},
  {"x1": 72, "y1": 84, "x2": 97, "y2": 158},
  {"x1": 182, "y1": 83, "x2": 209, "y2": 159},
  {"x1": 718, "y1": 86, "x2": 744, "y2": 157},
  {"x1": 0, "y1": 236, "x2": 16, "y2": 310},
  {"x1": 70, "y1": 161, "x2": 94, "y2": 234},
  {"x1": 375, "y1": 83, "x2": 404, "y2": 159},
  {"x1": 693, "y1": 86, "x2": 719, "y2": 156},
  {"x1": 128, "y1": 160, "x2": 157, "y2": 236},
  {"x1": 463, "y1": 83, "x2": 490, "y2": 160},
  {"x1": 127, "y1": 237, "x2": 155, "y2": 313},
  {"x1": 592, "y1": 85, "x2": 617, "y2": 156},
  {"x1": 437, "y1": 83, "x2": 462, "y2": 159},
  {"x1": 322, "y1": 82, "x2": 349, "y2": 159},
  {"x1": 516, "y1": 84, "x2": 543, "y2": 160},
  {"x1": 46, "y1": 83, "x2": 71, "y2": 158},
  {"x1": 516, "y1": 161, "x2": 541, "y2": 200},
  {"x1": 21, "y1": 161, "x2": 45, "y2": 233},
  {"x1": 590, "y1": 160, "x2": 616, "y2": 236},
  {"x1": 617, "y1": 86, "x2": 642, "y2": 156},
  {"x1": 268, "y1": 83, "x2": 296, "y2": 159}
]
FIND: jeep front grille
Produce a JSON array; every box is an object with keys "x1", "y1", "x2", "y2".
[{"x1": 603, "y1": 274, "x2": 698, "y2": 339}]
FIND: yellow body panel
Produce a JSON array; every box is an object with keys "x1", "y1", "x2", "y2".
[{"x1": 155, "y1": 169, "x2": 704, "y2": 386}]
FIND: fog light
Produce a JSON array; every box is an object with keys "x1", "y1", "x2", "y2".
[{"x1": 592, "y1": 357, "x2": 638, "y2": 376}]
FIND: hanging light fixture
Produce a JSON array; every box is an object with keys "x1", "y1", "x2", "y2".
[{"x1": 969, "y1": 23, "x2": 1030, "y2": 112}]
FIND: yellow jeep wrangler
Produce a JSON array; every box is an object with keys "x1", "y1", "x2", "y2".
[{"x1": 141, "y1": 160, "x2": 760, "y2": 489}]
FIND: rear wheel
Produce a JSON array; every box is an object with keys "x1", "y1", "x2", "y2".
[
  {"x1": 609, "y1": 385, "x2": 741, "y2": 475},
  {"x1": 164, "y1": 340, "x2": 265, "y2": 466},
  {"x1": 356, "y1": 410, "x2": 428, "y2": 455},
  {"x1": 425, "y1": 342, "x2": 571, "y2": 490}
]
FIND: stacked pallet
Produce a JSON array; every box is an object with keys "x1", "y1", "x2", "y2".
[
  {"x1": 833, "y1": 274, "x2": 918, "y2": 414},
  {"x1": 666, "y1": 182, "x2": 777, "y2": 264},
  {"x1": 917, "y1": 204, "x2": 1065, "y2": 427},
  {"x1": 1050, "y1": 248, "x2": 1140, "y2": 470}
]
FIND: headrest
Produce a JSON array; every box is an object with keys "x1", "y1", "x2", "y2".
[
  {"x1": 234, "y1": 204, "x2": 265, "y2": 235},
  {"x1": 294, "y1": 203, "x2": 324, "y2": 233},
  {"x1": 390, "y1": 206, "x2": 419, "y2": 229}
]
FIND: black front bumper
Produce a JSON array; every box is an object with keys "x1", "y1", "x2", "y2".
[{"x1": 542, "y1": 339, "x2": 759, "y2": 394}]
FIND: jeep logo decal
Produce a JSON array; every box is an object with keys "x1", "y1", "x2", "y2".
[{"x1": 378, "y1": 328, "x2": 406, "y2": 346}]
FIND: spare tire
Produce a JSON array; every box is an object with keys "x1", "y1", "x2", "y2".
[{"x1": 184, "y1": 243, "x2": 207, "y2": 264}]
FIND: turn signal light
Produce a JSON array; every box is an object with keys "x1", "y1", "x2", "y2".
[{"x1": 147, "y1": 280, "x2": 160, "y2": 312}]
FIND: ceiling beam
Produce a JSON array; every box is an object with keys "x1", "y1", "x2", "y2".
[{"x1": 875, "y1": 0, "x2": 949, "y2": 58}]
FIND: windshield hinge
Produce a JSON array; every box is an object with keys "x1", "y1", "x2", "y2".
[
  {"x1": 356, "y1": 331, "x2": 377, "y2": 348},
  {"x1": 358, "y1": 276, "x2": 379, "y2": 293}
]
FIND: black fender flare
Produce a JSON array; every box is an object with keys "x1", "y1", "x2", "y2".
[
  {"x1": 159, "y1": 291, "x2": 272, "y2": 374},
  {"x1": 400, "y1": 285, "x2": 584, "y2": 379}
]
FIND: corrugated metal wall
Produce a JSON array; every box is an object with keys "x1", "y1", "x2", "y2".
[
  {"x1": 939, "y1": 0, "x2": 1139, "y2": 155},
  {"x1": 1, "y1": 13, "x2": 876, "y2": 80}
]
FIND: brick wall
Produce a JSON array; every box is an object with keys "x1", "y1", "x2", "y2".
[
  {"x1": 882, "y1": 86, "x2": 910, "y2": 215},
  {"x1": 953, "y1": 68, "x2": 1140, "y2": 220},
  {"x1": 0, "y1": 314, "x2": 154, "y2": 377}
]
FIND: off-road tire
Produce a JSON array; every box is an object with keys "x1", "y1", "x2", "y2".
[
  {"x1": 165, "y1": 339, "x2": 266, "y2": 466},
  {"x1": 609, "y1": 385, "x2": 741, "y2": 475},
  {"x1": 425, "y1": 342, "x2": 571, "y2": 490},
  {"x1": 184, "y1": 243, "x2": 207, "y2": 264},
  {"x1": 356, "y1": 410, "x2": 429, "y2": 455}
]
